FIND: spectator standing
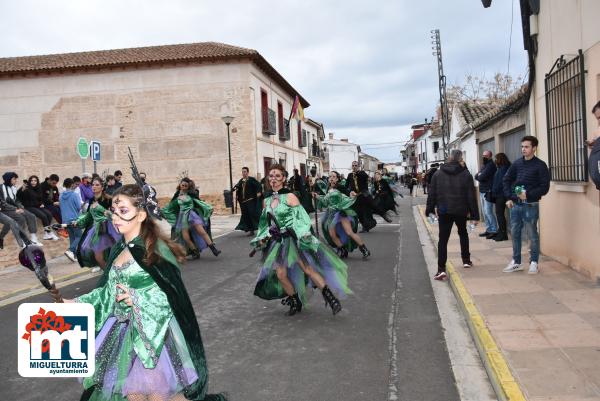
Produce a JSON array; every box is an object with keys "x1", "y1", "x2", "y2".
[
  {"x1": 475, "y1": 150, "x2": 498, "y2": 239},
  {"x1": 60, "y1": 178, "x2": 82, "y2": 262},
  {"x1": 79, "y1": 173, "x2": 94, "y2": 205},
  {"x1": 502, "y1": 136, "x2": 550, "y2": 274},
  {"x1": 17, "y1": 175, "x2": 59, "y2": 240},
  {"x1": 113, "y1": 170, "x2": 123, "y2": 189},
  {"x1": 491, "y1": 153, "x2": 511, "y2": 241},
  {"x1": 426, "y1": 150, "x2": 479, "y2": 280},
  {"x1": 0, "y1": 172, "x2": 41, "y2": 245},
  {"x1": 104, "y1": 175, "x2": 119, "y2": 196}
]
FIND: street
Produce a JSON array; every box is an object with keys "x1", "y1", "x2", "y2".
[{"x1": 2, "y1": 196, "x2": 463, "y2": 401}]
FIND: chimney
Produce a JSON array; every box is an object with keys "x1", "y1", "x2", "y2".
[
  {"x1": 328, "y1": 132, "x2": 334, "y2": 140},
  {"x1": 340, "y1": 138, "x2": 348, "y2": 142}
]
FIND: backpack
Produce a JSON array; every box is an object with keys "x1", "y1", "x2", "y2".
[{"x1": 589, "y1": 139, "x2": 600, "y2": 190}]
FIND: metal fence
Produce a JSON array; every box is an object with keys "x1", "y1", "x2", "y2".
[{"x1": 544, "y1": 49, "x2": 588, "y2": 182}]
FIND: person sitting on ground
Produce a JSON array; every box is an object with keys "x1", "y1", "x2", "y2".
[
  {"x1": 17, "y1": 175, "x2": 59, "y2": 240},
  {"x1": 0, "y1": 172, "x2": 42, "y2": 245}
]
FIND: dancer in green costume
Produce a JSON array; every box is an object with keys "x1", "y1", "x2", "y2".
[
  {"x1": 314, "y1": 171, "x2": 372, "y2": 259},
  {"x1": 66, "y1": 183, "x2": 227, "y2": 401},
  {"x1": 251, "y1": 164, "x2": 351, "y2": 316},
  {"x1": 162, "y1": 178, "x2": 221, "y2": 259}
]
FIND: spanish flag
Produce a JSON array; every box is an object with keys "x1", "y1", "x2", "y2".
[{"x1": 289, "y1": 95, "x2": 304, "y2": 122}]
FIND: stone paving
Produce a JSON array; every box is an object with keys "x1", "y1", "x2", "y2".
[{"x1": 425, "y1": 208, "x2": 600, "y2": 401}]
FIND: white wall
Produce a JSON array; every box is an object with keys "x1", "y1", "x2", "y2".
[
  {"x1": 325, "y1": 142, "x2": 358, "y2": 177},
  {"x1": 460, "y1": 133, "x2": 478, "y2": 178}
]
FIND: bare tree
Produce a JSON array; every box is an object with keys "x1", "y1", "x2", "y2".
[{"x1": 448, "y1": 73, "x2": 523, "y2": 104}]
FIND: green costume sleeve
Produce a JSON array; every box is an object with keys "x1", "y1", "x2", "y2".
[
  {"x1": 328, "y1": 190, "x2": 357, "y2": 214},
  {"x1": 317, "y1": 179, "x2": 328, "y2": 195},
  {"x1": 290, "y1": 204, "x2": 320, "y2": 252},
  {"x1": 75, "y1": 210, "x2": 93, "y2": 228},
  {"x1": 250, "y1": 205, "x2": 270, "y2": 248},
  {"x1": 193, "y1": 198, "x2": 213, "y2": 220},
  {"x1": 316, "y1": 194, "x2": 329, "y2": 209},
  {"x1": 161, "y1": 199, "x2": 179, "y2": 226}
]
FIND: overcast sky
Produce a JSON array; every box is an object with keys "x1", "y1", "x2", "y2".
[{"x1": 0, "y1": 0, "x2": 527, "y2": 162}]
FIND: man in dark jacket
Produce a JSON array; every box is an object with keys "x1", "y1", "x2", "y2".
[
  {"x1": 233, "y1": 167, "x2": 262, "y2": 236},
  {"x1": 475, "y1": 150, "x2": 498, "y2": 238},
  {"x1": 502, "y1": 136, "x2": 550, "y2": 274},
  {"x1": 426, "y1": 150, "x2": 480, "y2": 280}
]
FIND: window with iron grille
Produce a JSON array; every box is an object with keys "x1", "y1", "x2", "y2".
[{"x1": 545, "y1": 50, "x2": 588, "y2": 182}]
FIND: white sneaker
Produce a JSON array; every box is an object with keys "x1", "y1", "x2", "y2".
[
  {"x1": 43, "y1": 231, "x2": 53, "y2": 240},
  {"x1": 64, "y1": 250, "x2": 77, "y2": 262},
  {"x1": 91, "y1": 267, "x2": 101, "y2": 273},
  {"x1": 528, "y1": 261, "x2": 539, "y2": 274},
  {"x1": 503, "y1": 260, "x2": 523, "y2": 273},
  {"x1": 50, "y1": 231, "x2": 60, "y2": 240}
]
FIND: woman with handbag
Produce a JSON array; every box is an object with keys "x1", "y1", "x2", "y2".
[{"x1": 491, "y1": 153, "x2": 511, "y2": 241}]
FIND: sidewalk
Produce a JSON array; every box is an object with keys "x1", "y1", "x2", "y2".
[
  {"x1": 418, "y1": 205, "x2": 600, "y2": 401},
  {"x1": 0, "y1": 213, "x2": 241, "y2": 303}
]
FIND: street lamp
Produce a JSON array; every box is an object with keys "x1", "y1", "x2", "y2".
[{"x1": 222, "y1": 115, "x2": 235, "y2": 214}]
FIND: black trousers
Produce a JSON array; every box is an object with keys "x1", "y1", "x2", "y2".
[
  {"x1": 494, "y1": 196, "x2": 507, "y2": 234},
  {"x1": 437, "y1": 214, "x2": 470, "y2": 271},
  {"x1": 26, "y1": 207, "x2": 53, "y2": 226}
]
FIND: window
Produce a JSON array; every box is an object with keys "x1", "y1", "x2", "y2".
[
  {"x1": 277, "y1": 101, "x2": 285, "y2": 139},
  {"x1": 300, "y1": 129, "x2": 307, "y2": 147},
  {"x1": 278, "y1": 152, "x2": 287, "y2": 169},
  {"x1": 545, "y1": 50, "x2": 588, "y2": 182},
  {"x1": 300, "y1": 163, "x2": 306, "y2": 177},
  {"x1": 261, "y1": 89, "x2": 268, "y2": 132},
  {"x1": 283, "y1": 119, "x2": 290, "y2": 140},
  {"x1": 433, "y1": 141, "x2": 439, "y2": 154},
  {"x1": 263, "y1": 157, "x2": 275, "y2": 178}
]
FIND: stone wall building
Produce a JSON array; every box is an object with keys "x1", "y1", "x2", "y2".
[{"x1": 0, "y1": 42, "x2": 311, "y2": 207}]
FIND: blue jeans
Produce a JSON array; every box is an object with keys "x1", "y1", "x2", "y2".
[
  {"x1": 479, "y1": 192, "x2": 498, "y2": 233},
  {"x1": 67, "y1": 226, "x2": 82, "y2": 253},
  {"x1": 510, "y1": 202, "x2": 540, "y2": 264}
]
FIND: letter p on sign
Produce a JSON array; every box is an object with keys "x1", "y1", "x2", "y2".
[{"x1": 90, "y1": 141, "x2": 101, "y2": 161}]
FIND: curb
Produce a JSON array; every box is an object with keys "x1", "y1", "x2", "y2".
[{"x1": 417, "y1": 205, "x2": 526, "y2": 401}]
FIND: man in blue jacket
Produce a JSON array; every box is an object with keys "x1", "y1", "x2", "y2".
[
  {"x1": 502, "y1": 136, "x2": 550, "y2": 274},
  {"x1": 60, "y1": 178, "x2": 83, "y2": 262},
  {"x1": 475, "y1": 150, "x2": 498, "y2": 239}
]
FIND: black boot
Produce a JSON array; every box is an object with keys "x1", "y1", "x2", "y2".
[
  {"x1": 322, "y1": 285, "x2": 342, "y2": 315},
  {"x1": 359, "y1": 244, "x2": 371, "y2": 259},
  {"x1": 190, "y1": 248, "x2": 200, "y2": 260},
  {"x1": 281, "y1": 293, "x2": 302, "y2": 316},
  {"x1": 337, "y1": 246, "x2": 348, "y2": 259},
  {"x1": 209, "y1": 243, "x2": 221, "y2": 257}
]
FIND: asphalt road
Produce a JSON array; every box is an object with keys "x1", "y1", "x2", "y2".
[{"x1": 0, "y1": 193, "x2": 460, "y2": 401}]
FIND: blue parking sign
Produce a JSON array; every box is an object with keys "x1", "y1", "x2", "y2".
[{"x1": 90, "y1": 141, "x2": 101, "y2": 161}]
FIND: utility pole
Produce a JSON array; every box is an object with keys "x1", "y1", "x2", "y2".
[{"x1": 431, "y1": 29, "x2": 450, "y2": 158}]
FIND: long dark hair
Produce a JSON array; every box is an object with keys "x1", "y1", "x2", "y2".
[
  {"x1": 495, "y1": 152, "x2": 511, "y2": 167},
  {"x1": 113, "y1": 184, "x2": 186, "y2": 266}
]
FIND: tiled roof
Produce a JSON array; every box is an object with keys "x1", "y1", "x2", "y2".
[
  {"x1": 457, "y1": 85, "x2": 529, "y2": 137},
  {"x1": 457, "y1": 102, "x2": 497, "y2": 127},
  {"x1": 0, "y1": 41, "x2": 309, "y2": 107}
]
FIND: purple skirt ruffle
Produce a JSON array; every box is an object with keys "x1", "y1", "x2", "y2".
[
  {"x1": 81, "y1": 222, "x2": 120, "y2": 253},
  {"x1": 90, "y1": 316, "x2": 198, "y2": 399}
]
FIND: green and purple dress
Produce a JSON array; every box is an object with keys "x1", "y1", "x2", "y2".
[
  {"x1": 76, "y1": 237, "x2": 226, "y2": 401},
  {"x1": 317, "y1": 188, "x2": 359, "y2": 252},
  {"x1": 76, "y1": 197, "x2": 121, "y2": 268},
  {"x1": 251, "y1": 190, "x2": 351, "y2": 304},
  {"x1": 162, "y1": 191, "x2": 213, "y2": 253}
]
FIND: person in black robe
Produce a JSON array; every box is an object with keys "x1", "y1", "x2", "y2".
[
  {"x1": 233, "y1": 167, "x2": 262, "y2": 236},
  {"x1": 372, "y1": 171, "x2": 397, "y2": 214},
  {"x1": 345, "y1": 161, "x2": 391, "y2": 232}
]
